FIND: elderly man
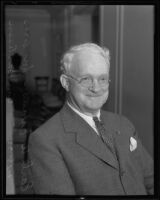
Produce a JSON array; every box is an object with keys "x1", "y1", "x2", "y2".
[{"x1": 29, "y1": 43, "x2": 153, "y2": 195}]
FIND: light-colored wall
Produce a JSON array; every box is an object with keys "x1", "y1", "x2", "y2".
[
  {"x1": 6, "y1": 98, "x2": 15, "y2": 194},
  {"x1": 100, "y1": 5, "x2": 154, "y2": 156}
]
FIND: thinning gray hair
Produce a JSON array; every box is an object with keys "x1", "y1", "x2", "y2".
[{"x1": 60, "y1": 43, "x2": 110, "y2": 74}]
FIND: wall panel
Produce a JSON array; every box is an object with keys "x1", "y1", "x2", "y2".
[{"x1": 100, "y1": 5, "x2": 154, "y2": 155}]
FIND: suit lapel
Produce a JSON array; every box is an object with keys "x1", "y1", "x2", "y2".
[
  {"x1": 101, "y1": 111, "x2": 129, "y2": 173},
  {"x1": 60, "y1": 103, "x2": 119, "y2": 170},
  {"x1": 113, "y1": 130, "x2": 130, "y2": 173}
]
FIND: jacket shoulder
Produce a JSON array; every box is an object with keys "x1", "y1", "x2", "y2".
[{"x1": 29, "y1": 112, "x2": 63, "y2": 142}]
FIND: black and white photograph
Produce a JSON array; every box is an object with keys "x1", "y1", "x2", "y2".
[{"x1": 3, "y1": 1, "x2": 159, "y2": 198}]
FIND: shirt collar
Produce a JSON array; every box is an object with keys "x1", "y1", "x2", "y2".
[{"x1": 67, "y1": 101, "x2": 100, "y2": 120}]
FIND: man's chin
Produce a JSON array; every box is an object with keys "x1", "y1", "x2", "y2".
[
  {"x1": 87, "y1": 95, "x2": 108, "y2": 103},
  {"x1": 87, "y1": 98, "x2": 107, "y2": 108},
  {"x1": 85, "y1": 103, "x2": 103, "y2": 112}
]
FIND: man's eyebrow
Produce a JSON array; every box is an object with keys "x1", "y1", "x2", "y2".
[{"x1": 78, "y1": 74, "x2": 108, "y2": 78}]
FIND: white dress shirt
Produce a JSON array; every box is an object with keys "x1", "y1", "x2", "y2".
[{"x1": 67, "y1": 102, "x2": 100, "y2": 135}]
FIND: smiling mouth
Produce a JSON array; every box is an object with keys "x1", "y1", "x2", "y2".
[{"x1": 87, "y1": 95, "x2": 102, "y2": 98}]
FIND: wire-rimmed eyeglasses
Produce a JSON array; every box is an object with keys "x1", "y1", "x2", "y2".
[{"x1": 65, "y1": 74, "x2": 111, "y2": 89}]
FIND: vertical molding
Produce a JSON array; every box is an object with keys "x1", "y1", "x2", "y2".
[
  {"x1": 118, "y1": 5, "x2": 124, "y2": 115},
  {"x1": 115, "y1": 5, "x2": 120, "y2": 113},
  {"x1": 6, "y1": 98, "x2": 15, "y2": 194},
  {"x1": 99, "y1": 5, "x2": 104, "y2": 45},
  {"x1": 115, "y1": 5, "x2": 124, "y2": 114},
  {"x1": 99, "y1": 5, "x2": 124, "y2": 114}
]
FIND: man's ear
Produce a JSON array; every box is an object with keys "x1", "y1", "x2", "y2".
[{"x1": 60, "y1": 74, "x2": 69, "y2": 92}]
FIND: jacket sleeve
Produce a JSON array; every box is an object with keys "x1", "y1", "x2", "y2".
[
  {"x1": 28, "y1": 130, "x2": 76, "y2": 195},
  {"x1": 120, "y1": 115, "x2": 154, "y2": 195},
  {"x1": 134, "y1": 132, "x2": 154, "y2": 195}
]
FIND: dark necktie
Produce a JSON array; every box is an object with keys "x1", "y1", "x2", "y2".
[{"x1": 93, "y1": 116, "x2": 116, "y2": 156}]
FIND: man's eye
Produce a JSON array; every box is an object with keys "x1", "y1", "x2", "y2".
[
  {"x1": 82, "y1": 77, "x2": 90, "y2": 81},
  {"x1": 101, "y1": 78, "x2": 106, "y2": 81},
  {"x1": 100, "y1": 77, "x2": 107, "y2": 82}
]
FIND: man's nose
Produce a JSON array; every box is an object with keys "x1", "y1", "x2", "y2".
[{"x1": 89, "y1": 80, "x2": 101, "y2": 92}]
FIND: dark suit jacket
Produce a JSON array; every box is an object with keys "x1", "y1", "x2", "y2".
[{"x1": 28, "y1": 103, "x2": 153, "y2": 195}]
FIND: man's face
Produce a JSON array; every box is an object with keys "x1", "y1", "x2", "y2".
[{"x1": 66, "y1": 50, "x2": 110, "y2": 116}]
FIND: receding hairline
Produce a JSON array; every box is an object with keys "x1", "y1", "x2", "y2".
[{"x1": 60, "y1": 43, "x2": 110, "y2": 74}]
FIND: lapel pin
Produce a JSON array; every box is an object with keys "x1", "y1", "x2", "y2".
[{"x1": 116, "y1": 130, "x2": 121, "y2": 135}]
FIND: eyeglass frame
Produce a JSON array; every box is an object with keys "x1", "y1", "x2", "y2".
[{"x1": 64, "y1": 74, "x2": 111, "y2": 89}]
